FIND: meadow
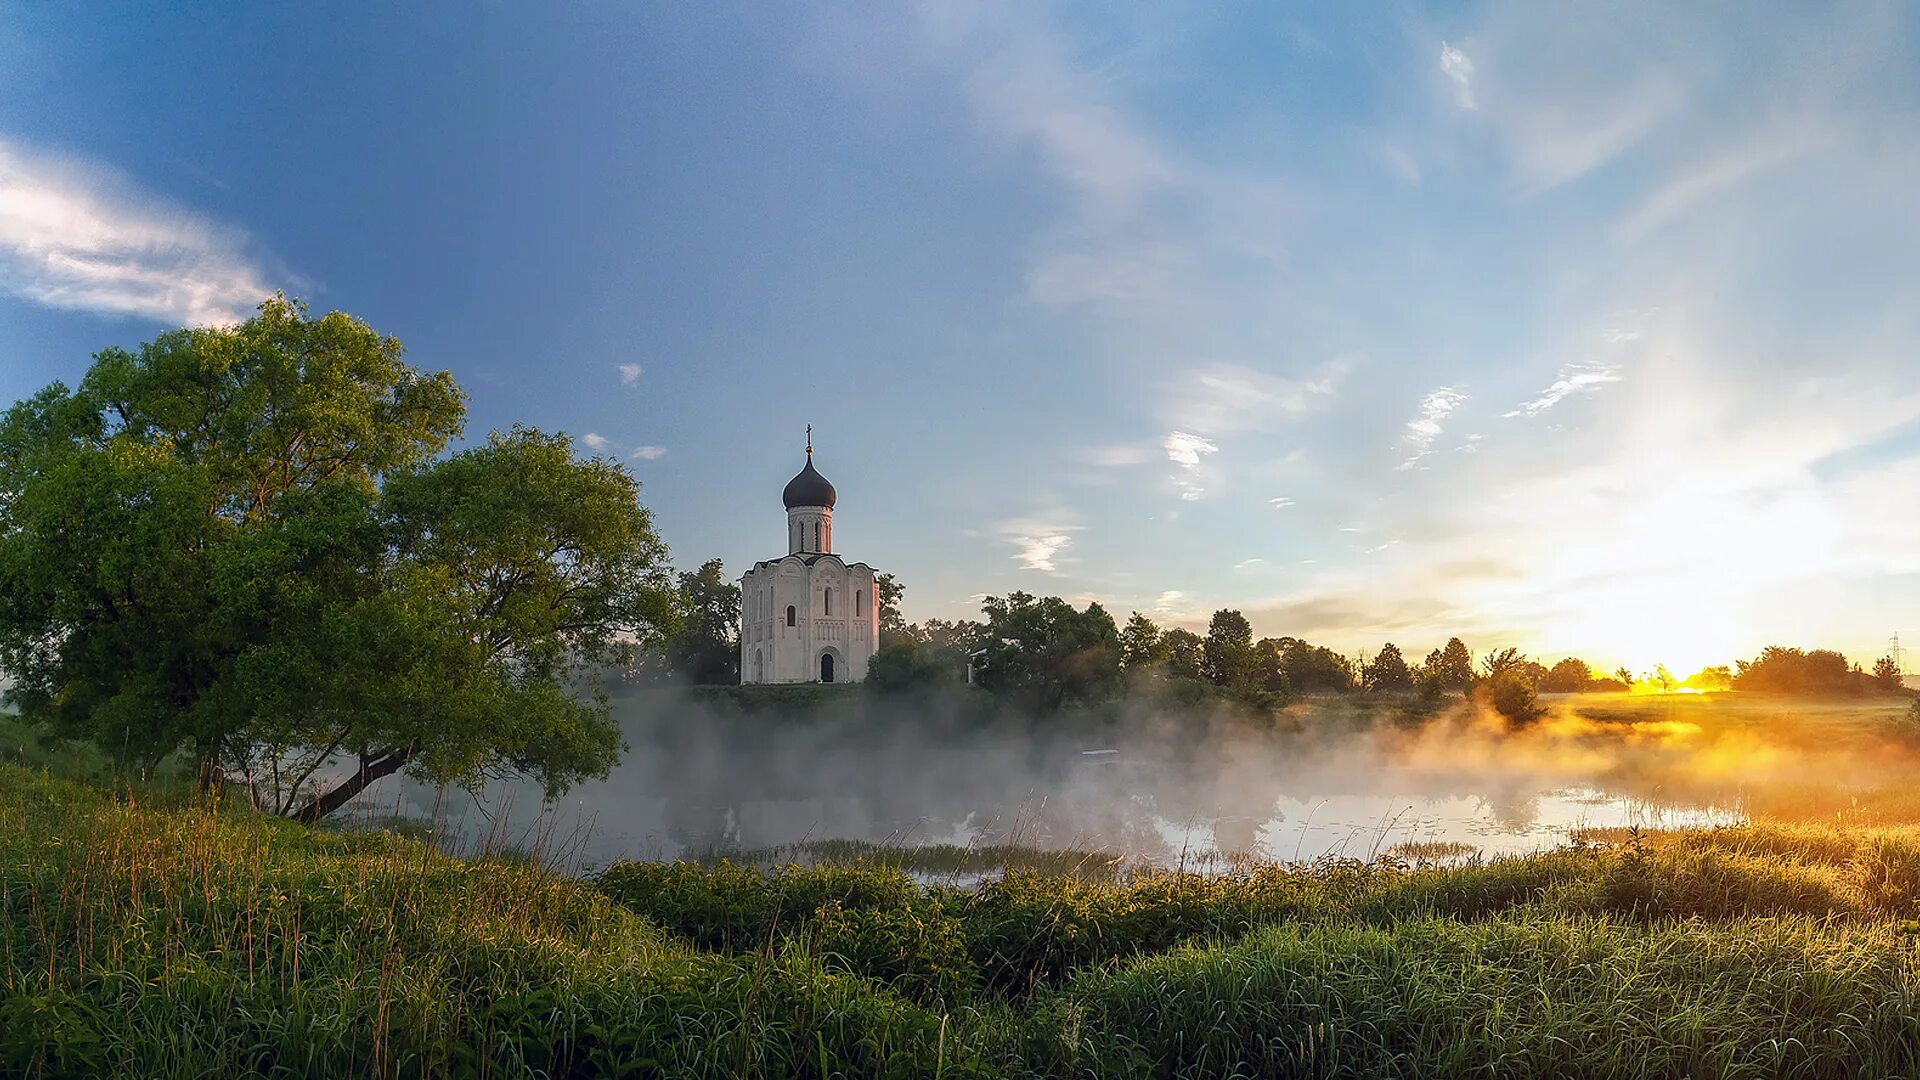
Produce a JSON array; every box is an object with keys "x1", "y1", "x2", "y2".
[{"x1": 7, "y1": 692, "x2": 1920, "y2": 1078}]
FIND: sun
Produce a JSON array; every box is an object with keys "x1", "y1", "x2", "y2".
[{"x1": 1549, "y1": 588, "x2": 1741, "y2": 680}]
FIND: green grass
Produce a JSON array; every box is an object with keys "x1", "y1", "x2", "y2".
[
  {"x1": 11, "y1": 686, "x2": 1920, "y2": 1077},
  {"x1": 19, "y1": 763, "x2": 1920, "y2": 1077}
]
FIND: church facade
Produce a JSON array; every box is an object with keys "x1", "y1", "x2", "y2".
[{"x1": 738, "y1": 436, "x2": 879, "y2": 684}]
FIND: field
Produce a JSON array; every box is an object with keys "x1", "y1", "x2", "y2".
[{"x1": 7, "y1": 692, "x2": 1920, "y2": 1078}]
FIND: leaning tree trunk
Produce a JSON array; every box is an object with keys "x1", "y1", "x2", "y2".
[{"x1": 293, "y1": 745, "x2": 416, "y2": 824}]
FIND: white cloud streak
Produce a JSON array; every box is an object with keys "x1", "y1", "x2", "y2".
[
  {"x1": 0, "y1": 138, "x2": 274, "y2": 325},
  {"x1": 618, "y1": 363, "x2": 643, "y2": 384},
  {"x1": 1012, "y1": 534, "x2": 1072, "y2": 572},
  {"x1": 999, "y1": 516, "x2": 1081, "y2": 574},
  {"x1": 1176, "y1": 361, "x2": 1348, "y2": 434},
  {"x1": 1504, "y1": 364, "x2": 1623, "y2": 418},
  {"x1": 1396, "y1": 387, "x2": 1467, "y2": 471},
  {"x1": 630, "y1": 445, "x2": 667, "y2": 460},
  {"x1": 1162, "y1": 431, "x2": 1218, "y2": 468},
  {"x1": 582, "y1": 433, "x2": 610, "y2": 452},
  {"x1": 1164, "y1": 430, "x2": 1220, "y2": 500},
  {"x1": 1440, "y1": 42, "x2": 1476, "y2": 109}
]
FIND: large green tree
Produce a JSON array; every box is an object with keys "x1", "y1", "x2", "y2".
[
  {"x1": 1433, "y1": 637, "x2": 1476, "y2": 691},
  {"x1": 1362, "y1": 643, "x2": 1413, "y2": 693},
  {"x1": 0, "y1": 298, "x2": 679, "y2": 820},
  {"x1": 664, "y1": 558, "x2": 740, "y2": 684},
  {"x1": 1118, "y1": 612, "x2": 1169, "y2": 673},
  {"x1": 1541, "y1": 657, "x2": 1593, "y2": 693},
  {"x1": 1202, "y1": 609, "x2": 1260, "y2": 691},
  {"x1": 972, "y1": 592, "x2": 1120, "y2": 711},
  {"x1": 1163, "y1": 628, "x2": 1205, "y2": 681}
]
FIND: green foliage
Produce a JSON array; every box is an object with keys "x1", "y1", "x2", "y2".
[
  {"x1": 1435, "y1": 636, "x2": 1476, "y2": 690},
  {"x1": 0, "y1": 299, "x2": 679, "y2": 820},
  {"x1": 1117, "y1": 612, "x2": 1169, "y2": 672},
  {"x1": 1199, "y1": 610, "x2": 1254, "y2": 687},
  {"x1": 1483, "y1": 670, "x2": 1547, "y2": 725},
  {"x1": 1734, "y1": 645, "x2": 1875, "y2": 696},
  {"x1": 972, "y1": 592, "x2": 1121, "y2": 712},
  {"x1": 1541, "y1": 657, "x2": 1593, "y2": 692},
  {"x1": 874, "y1": 572, "x2": 913, "y2": 649},
  {"x1": 664, "y1": 557, "x2": 741, "y2": 684},
  {"x1": 1361, "y1": 642, "x2": 1412, "y2": 693},
  {"x1": 1873, "y1": 655, "x2": 1905, "y2": 691},
  {"x1": 866, "y1": 638, "x2": 967, "y2": 693},
  {"x1": 1272, "y1": 636, "x2": 1356, "y2": 693},
  {"x1": 1685, "y1": 665, "x2": 1728, "y2": 691},
  {"x1": 1163, "y1": 628, "x2": 1204, "y2": 680}
]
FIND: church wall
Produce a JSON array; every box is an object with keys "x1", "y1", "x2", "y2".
[{"x1": 738, "y1": 555, "x2": 879, "y2": 684}]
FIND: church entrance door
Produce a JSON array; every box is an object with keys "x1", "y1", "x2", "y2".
[{"x1": 820, "y1": 653, "x2": 836, "y2": 683}]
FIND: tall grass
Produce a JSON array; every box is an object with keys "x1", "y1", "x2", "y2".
[{"x1": 15, "y1": 760, "x2": 1920, "y2": 1077}]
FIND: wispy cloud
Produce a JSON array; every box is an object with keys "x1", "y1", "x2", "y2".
[
  {"x1": 0, "y1": 137, "x2": 274, "y2": 325},
  {"x1": 1011, "y1": 534, "x2": 1072, "y2": 572},
  {"x1": 1175, "y1": 361, "x2": 1349, "y2": 434},
  {"x1": 1233, "y1": 558, "x2": 1265, "y2": 571},
  {"x1": 1439, "y1": 43, "x2": 1476, "y2": 109},
  {"x1": 629, "y1": 444, "x2": 667, "y2": 460},
  {"x1": 1396, "y1": 387, "x2": 1467, "y2": 471},
  {"x1": 1615, "y1": 123, "x2": 1827, "y2": 243},
  {"x1": 582, "y1": 433, "x2": 610, "y2": 452},
  {"x1": 1268, "y1": 496, "x2": 1295, "y2": 509},
  {"x1": 1162, "y1": 431, "x2": 1218, "y2": 467},
  {"x1": 1000, "y1": 516, "x2": 1080, "y2": 573},
  {"x1": 1163, "y1": 430, "x2": 1219, "y2": 501},
  {"x1": 618, "y1": 363, "x2": 643, "y2": 385},
  {"x1": 1504, "y1": 363, "x2": 1623, "y2": 418}
]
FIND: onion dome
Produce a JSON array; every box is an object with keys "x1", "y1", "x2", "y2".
[{"x1": 782, "y1": 433, "x2": 837, "y2": 509}]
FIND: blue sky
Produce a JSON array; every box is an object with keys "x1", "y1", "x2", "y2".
[{"x1": 3, "y1": 2, "x2": 1918, "y2": 673}]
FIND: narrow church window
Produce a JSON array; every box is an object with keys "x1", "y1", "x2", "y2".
[
  {"x1": 786, "y1": 605, "x2": 796, "y2": 627},
  {"x1": 812, "y1": 522, "x2": 821, "y2": 550},
  {"x1": 824, "y1": 588, "x2": 833, "y2": 616}
]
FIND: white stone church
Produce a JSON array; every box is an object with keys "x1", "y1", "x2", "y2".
[{"x1": 738, "y1": 434, "x2": 879, "y2": 683}]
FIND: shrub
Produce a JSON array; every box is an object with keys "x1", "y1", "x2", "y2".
[{"x1": 1483, "y1": 672, "x2": 1547, "y2": 725}]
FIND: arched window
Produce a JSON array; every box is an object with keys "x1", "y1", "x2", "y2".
[
  {"x1": 812, "y1": 522, "x2": 821, "y2": 550},
  {"x1": 857, "y1": 590, "x2": 865, "y2": 616},
  {"x1": 824, "y1": 588, "x2": 833, "y2": 616},
  {"x1": 786, "y1": 605, "x2": 796, "y2": 627}
]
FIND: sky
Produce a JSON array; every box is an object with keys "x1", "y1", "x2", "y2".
[{"x1": 2, "y1": 1, "x2": 1918, "y2": 675}]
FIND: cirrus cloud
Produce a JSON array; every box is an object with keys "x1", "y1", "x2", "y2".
[{"x1": 0, "y1": 137, "x2": 275, "y2": 325}]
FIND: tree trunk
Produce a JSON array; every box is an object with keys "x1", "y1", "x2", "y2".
[{"x1": 293, "y1": 746, "x2": 415, "y2": 824}]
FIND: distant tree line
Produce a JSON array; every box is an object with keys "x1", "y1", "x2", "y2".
[
  {"x1": 642, "y1": 567, "x2": 1913, "y2": 720},
  {"x1": 1733, "y1": 646, "x2": 1906, "y2": 696},
  {"x1": 860, "y1": 580, "x2": 1619, "y2": 724}
]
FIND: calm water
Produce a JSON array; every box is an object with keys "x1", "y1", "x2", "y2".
[{"x1": 348, "y1": 702, "x2": 1743, "y2": 872}]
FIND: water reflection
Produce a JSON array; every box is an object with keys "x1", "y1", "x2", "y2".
[{"x1": 348, "y1": 701, "x2": 1744, "y2": 872}]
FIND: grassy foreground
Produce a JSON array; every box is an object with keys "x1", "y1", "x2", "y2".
[{"x1": 10, "y1": 762, "x2": 1920, "y2": 1077}]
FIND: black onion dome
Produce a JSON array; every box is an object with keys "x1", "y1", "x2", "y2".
[{"x1": 782, "y1": 454, "x2": 837, "y2": 509}]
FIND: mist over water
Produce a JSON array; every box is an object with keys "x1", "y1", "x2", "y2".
[{"x1": 340, "y1": 687, "x2": 1800, "y2": 873}]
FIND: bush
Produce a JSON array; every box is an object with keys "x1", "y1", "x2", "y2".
[{"x1": 1483, "y1": 672, "x2": 1547, "y2": 725}]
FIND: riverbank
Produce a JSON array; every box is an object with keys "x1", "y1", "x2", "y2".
[{"x1": 10, "y1": 760, "x2": 1920, "y2": 1077}]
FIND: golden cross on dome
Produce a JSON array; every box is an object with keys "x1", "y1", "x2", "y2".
[{"x1": 806, "y1": 424, "x2": 812, "y2": 455}]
